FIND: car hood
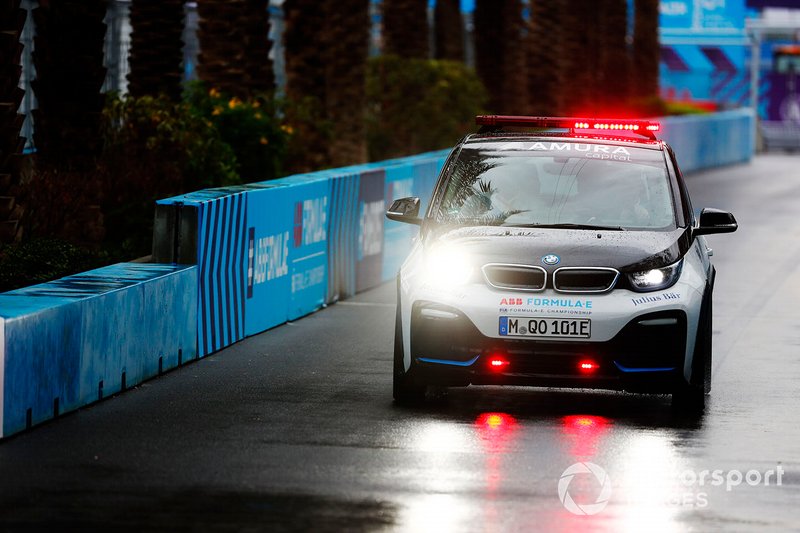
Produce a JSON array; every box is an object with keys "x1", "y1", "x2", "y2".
[{"x1": 425, "y1": 225, "x2": 692, "y2": 272}]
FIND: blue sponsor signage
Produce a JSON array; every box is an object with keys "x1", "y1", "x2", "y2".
[
  {"x1": 357, "y1": 169, "x2": 386, "y2": 292},
  {"x1": 660, "y1": 0, "x2": 745, "y2": 32},
  {"x1": 382, "y1": 164, "x2": 417, "y2": 281},
  {"x1": 288, "y1": 180, "x2": 329, "y2": 321},
  {"x1": 245, "y1": 186, "x2": 293, "y2": 336}
]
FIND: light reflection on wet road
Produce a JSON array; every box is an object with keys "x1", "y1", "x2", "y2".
[{"x1": 0, "y1": 155, "x2": 798, "y2": 531}]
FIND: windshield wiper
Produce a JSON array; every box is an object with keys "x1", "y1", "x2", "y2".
[{"x1": 505, "y1": 223, "x2": 626, "y2": 231}]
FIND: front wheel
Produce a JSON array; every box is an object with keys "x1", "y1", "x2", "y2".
[
  {"x1": 393, "y1": 304, "x2": 426, "y2": 404},
  {"x1": 672, "y1": 288, "x2": 713, "y2": 412}
]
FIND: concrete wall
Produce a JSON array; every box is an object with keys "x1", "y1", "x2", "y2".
[
  {"x1": 0, "y1": 263, "x2": 196, "y2": 438},
  {"x1": 660, "y1": 109, "x2": 755, "y2": 173}
]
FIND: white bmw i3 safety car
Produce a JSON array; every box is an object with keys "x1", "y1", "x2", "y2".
[{"x1": 387, "y1": 116, "x2": 737, "y2": 410}]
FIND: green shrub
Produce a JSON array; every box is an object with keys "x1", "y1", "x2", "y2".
[
  {"x1": 103, "y1": 93, "x2": 239, "y2": 191},
  {"x1": 366, "y1": 56, "x2": 487, "y2": 161},
  {"x1": 101, "y1": 93, "x2": 240, "y2": 259},
  {"x1": 185, "y1": 82, "x2": 291, "y2": 182}
]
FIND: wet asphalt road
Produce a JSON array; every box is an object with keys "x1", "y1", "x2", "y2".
[{"x1": 1, "y1": 154, "x2": 799, "y2": 532}]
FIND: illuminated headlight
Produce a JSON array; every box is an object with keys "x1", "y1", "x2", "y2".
[
  {"x1": 422, "y1": 246, "x2": 473, "y2": 287},
  {"x1": 627, "y1": 260, "x2": 683, "y2": 292}
]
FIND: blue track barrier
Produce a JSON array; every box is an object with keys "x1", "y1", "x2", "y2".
[
  {"x1": 0, "y1": 263, "x2": 196, "y2": 438},
  {"x1": 660, "y1": 109, "x2": 754, "y2": 173},
  {"x1": 154, "y1": 150, "x2": 450, "y2": 356}
]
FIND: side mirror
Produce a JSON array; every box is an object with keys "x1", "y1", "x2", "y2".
[
  {"x1": 695, "y1": 208, "x2": 738, "y2": 235},
  {"x1": 386, "y1": 197, "x2": 422, "y2": 226}
]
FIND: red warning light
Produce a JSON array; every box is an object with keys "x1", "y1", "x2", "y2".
[
  {"x1": 488, "y1": 356, "x2": 510, "y2": 371},
  {"x1": 578, "y1": 360, "x2": 598, "y2": 373},
  {"x1": 476, "y1": 115, "x2": 661, "y2": 139}
]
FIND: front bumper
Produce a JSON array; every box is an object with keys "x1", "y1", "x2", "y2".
[{"x1": 409, "y1": 301, "x2": 687, "y2": 393}]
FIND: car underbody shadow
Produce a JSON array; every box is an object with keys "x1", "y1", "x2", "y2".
[{"x1": 393, "y1": 385, "x2": 707, "y2": 430}]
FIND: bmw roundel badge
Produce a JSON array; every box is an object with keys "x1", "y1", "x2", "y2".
[{"x1": 542, "y1": 254, "x2": 560, "y2": 266}]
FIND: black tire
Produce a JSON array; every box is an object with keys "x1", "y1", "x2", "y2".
[
  {"x1": 700, "y1": 293, "x2": 713, "y2": 394},
  {"x1": 672, "y1": 287, "x2": 712, "y2": 411},
  {"x1": 393, "y1": 300, "x2": 426, "y2": 404}
]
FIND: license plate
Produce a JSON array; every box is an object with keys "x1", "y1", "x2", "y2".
[{"x1": 499, "y1": 317, "x2": 591, "y2": 338}]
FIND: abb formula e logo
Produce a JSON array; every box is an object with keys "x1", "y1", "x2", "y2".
[{"x1": 499, "y1": 298, "x2": 524, "y2": 306}]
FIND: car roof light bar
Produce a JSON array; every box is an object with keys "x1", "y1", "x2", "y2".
[{"x1": 475, "y1": 115, "x2": 661, "y2": 140}]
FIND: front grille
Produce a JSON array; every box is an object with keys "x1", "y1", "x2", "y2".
[
  {"x1": 482, "y1": 264, "x2": 546, "y2": 291},
  {"x1": 553, "y1": 267, "x2": 619, "y2": 293}
]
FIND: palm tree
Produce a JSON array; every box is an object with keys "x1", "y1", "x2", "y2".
[
  {"x1": 527, "y1": 0, "x2": 565, "y2": 115},
  {"x1": 284, "y1": 0, "x2": 330, "y2": 170},
  {"x1": 196, "y1": 0, "x2": 248, "y2": 98},
  {"x1": 324, "y1": 0, "x2": 369, "y2": 166},
  {"x1": 633, "y1": 0, "x2": 659, "y2": 104},
  {"x1": 32, "y1": 0, "x2": 107, "y2": 170},
  {"x1": 127, "y1": 0, "x2": 186, "y2": 101},
  {"x1": 0, "y1": 0, "x2": 26, "y2": 242},
  {"x1": 474, "y1": 0, "x2": 526, "y2": 114},
  {"x1": 434, "y1": 0, "x2": 464, "y2": 62},
  {"x1": 559, "y1": 0, "x2": 596, "y2": 115},
  {"x1": 196, "y1": 0, "x2": 273, "y2": 98},
  {"x1": 241, "y1": 0, "x2": 273, "y2": 95},
  {"x1": 597, "y1": 0, "x2": 630, "y2": 113},
  {"x1": 383, "y1": 0, "x2": 428, "y2": 59}
]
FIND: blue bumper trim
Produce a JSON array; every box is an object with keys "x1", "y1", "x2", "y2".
[
  {"x1": 418, "y1": 355, "x2": 480, "y2": 367},
  {"x1": 614, "y1": 361, "x2": 676, "y2": 373}
]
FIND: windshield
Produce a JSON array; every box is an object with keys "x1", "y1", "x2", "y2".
[{"x1": 437, "y1": 141, "x2": 676, "y2": 230}]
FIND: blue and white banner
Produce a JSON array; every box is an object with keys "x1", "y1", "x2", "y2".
[
  {"x1": 288, "y1": 180, "x2": 329, "y2": 320},
  {"x1": 327, "y1": 172, "x2": 360, "y2": 302},
  {"x1": 245, "y1": 186, "x2": 293, "y2": 335},
  {"x1": 382, "y1": 164, "x2": 417, "y2": 282},
  {"x1": 196, "y1": 192, "x2": 248, "y2": 356},
  {"x1": 357, "y1": 169, "x2": 386, "y2": 292},
  {"x1": 660, "y1": 0, "x2": 746, "y2": 34}
]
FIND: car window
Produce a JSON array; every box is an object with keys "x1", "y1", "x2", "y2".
[{"x1": 438, "y1": 141, "x2": 675, "y2": 230}]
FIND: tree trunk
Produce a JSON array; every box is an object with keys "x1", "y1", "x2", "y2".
[
  {"x1": 284, "y1": 0, "x2": 330, "y2": 171},
  {"x1": 241, "y1": 0, "x2": 273, "y2": 95},
  {"x1": 434, "y1": 0, "x2": 463, "y2": 62},
  {"x1": 633, "y1": 0, "x2": 659, "y2": 103},
  {"x1": 474, "y1": 0, "x2": 526, "y2": 114},
  {"x1": 196, "y1": 0, "x2": 273, "y2": 98},
  {"x1": 128, "y1": 0, "x2": 186, "y2": 101},
  {"x1": 284, "y1": 0, "x2": 369, "y2": 170},
  {"x1": 383, "y1": 0, "x2": 428, "y2": 59},
  {"x1": 527, "y1": 0, "x2": 565, "y2": 115},
  {"x1": 0, "y1": 0, "x2": 26, "y2": 242},
  {"x1": 559, "y1": 0, "x2": 597, "y2": 115},
  {"x1": 196, "y1": 0, "x2": 247, "y2": 98},
  {"x1": 325, "y1": 0, "x2": 369, "y2": 166},
  {"x1": 596, "y1": 0, "x2": 630, "y2": 114},
  {"x1": 32, "y1": 0, "x2": 107, "y2": 170}
]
